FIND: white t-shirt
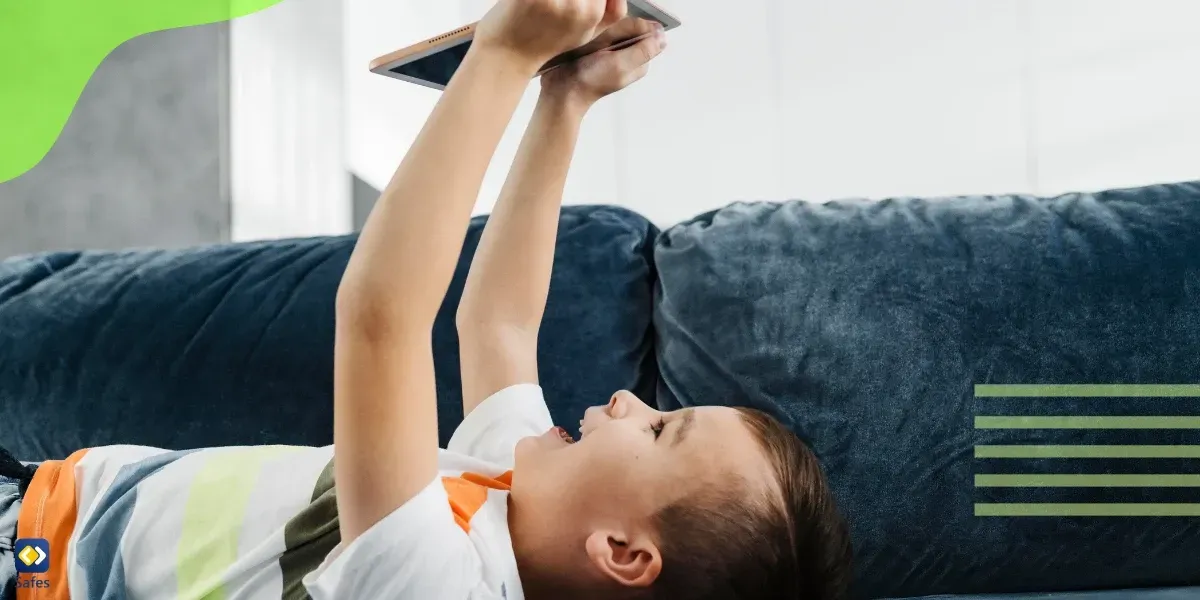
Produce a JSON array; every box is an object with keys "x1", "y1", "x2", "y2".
[
  {"x1": 304, "y1": 384, "x2": 552, "y2": 600},
  {"x1": 19, "y1": 384, "x2": 552, "y2": 600}
]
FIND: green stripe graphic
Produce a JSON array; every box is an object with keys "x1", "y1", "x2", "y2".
[
  {"x1": 975, "y1": 416, "x2": 1200, "y2": 429},
  {"x1": 177, "y1": 446, "x2": 296, "y2": 600},
  {"x1": 976, "y1": 503, "x2": 1200, "y2": 517},
  {"x1": 975, "y1": 445, "x2": 1200, "y2": 458},
  {"x1": 972, "y1": 384, "x2": 1200, "y2": 517},
  {"x1": 975, "y1": 384, "x2": 1200, "y2": 397},
  {"x1": 976, "y1": 474, "x2": 1200, "y2": 487}
]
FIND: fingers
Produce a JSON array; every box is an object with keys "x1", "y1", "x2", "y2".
[
  {"x1": 613, "y1": 27, "x2": 666, "y2": 69},
  {"x1": 607, "y1": 29, "x2": 666, "y2": 86},
  {"x1": 601, "y1": 0, "x2": 629, "y2": 28},
  {"x1": 602, "y1": 16, "x2": 658, "y2": 45},
  {"x1": 575, "y1": 16, "x2": 650, "y2": 56}
]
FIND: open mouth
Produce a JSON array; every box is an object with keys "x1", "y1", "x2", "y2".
[{"x1": 554, "y1": 426, "x2": 576, "y2": 444}]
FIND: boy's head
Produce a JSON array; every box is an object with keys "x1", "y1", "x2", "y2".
[{"x1": 509, "y1": 390, "x2": 853, "y2": 600}]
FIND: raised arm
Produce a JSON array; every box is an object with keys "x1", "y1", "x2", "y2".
[
  {"x1": 333, "y1": 0, "x2": 628, "y2": 543},
  {"x1": 457, "y1": 18, "x2": 667, "y2": 414}
]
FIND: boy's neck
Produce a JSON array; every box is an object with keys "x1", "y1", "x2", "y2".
[{"x1": 508, "y1": 495, "x2": 591, "y2": 600}]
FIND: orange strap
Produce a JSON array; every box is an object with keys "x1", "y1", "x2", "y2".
[
  {"x1": 441, "y1": 470, "x2": 513, "y2": 534},
  {"x1": 16, "y1": 449, "x2": 89, "y2": 600}
]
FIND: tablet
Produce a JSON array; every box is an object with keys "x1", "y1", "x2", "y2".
[{"x1": 369, "y1": 0, "x2": 681, "y2": 90}]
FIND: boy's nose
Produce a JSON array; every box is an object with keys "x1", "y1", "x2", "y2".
[
  {"x1": 611, "y1": 389, "x2": 641, "y2": 408},
  {"x1": 608, "y1": 391, "x2": 623, "y2": 409}
]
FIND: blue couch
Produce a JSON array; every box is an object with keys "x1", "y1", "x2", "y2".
[{"x1": 3, "y1": 182, "x2": 1199, "y2": 599}]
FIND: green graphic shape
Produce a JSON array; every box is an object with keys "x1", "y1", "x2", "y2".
[
  {"x1": 975, "y1": 416, "x2": 1200, "y2": 429},
  {"x1": 975, "y1": 445, "x2": 1200, "y2": 458},
  {"x1": 976, "y1": 474, "x2": 1200, "y2": 487},
  {"x1": 975, "y1": 384, "x2": 1200, "y2": 397},
  {"x1": 975, "y1": 503, "x2": 1200, "y2": 517},
  {"x1": 0, "y1": 0, "x2": 285, "y2": 183}
]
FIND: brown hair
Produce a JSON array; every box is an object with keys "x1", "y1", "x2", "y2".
[{"x1": 648, "y1": 407, "x2": 853, "y2": 600}]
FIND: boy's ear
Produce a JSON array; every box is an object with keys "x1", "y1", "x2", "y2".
[{"x1": 584, "y1": 529, "x2": 662, "y2": 589}]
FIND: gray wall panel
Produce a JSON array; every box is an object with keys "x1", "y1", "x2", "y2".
[
  {"x1": 0, "y1": 23, "x2": 230, "y2": 258},
  {"x1": 351, "y1": 173, "x2": 381, "y2": 230}
]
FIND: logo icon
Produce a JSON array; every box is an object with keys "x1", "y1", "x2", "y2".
[{"x1": 14, "y1": 538, "x2": 50, "y2": 574}]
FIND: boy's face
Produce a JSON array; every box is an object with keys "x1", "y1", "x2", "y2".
[{"x1": 511, "y1": 390, "x2": 774, "y2": 547}]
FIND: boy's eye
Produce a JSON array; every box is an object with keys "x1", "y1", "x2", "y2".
[{"x1": 650, "y1": 418, "x2": 666, "y2": 440}]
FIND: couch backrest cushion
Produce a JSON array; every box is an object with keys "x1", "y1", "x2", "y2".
[
  {"x1": 0, "y1": 205, "x2": 658, "y2": 459},
  {"x1": 652, "y1": 182, "x2": 1200, "y2": 598}
]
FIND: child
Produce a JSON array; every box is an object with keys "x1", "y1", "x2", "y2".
[{"x1": 0, "y1": 2, "x2": 852, "y2": 599}]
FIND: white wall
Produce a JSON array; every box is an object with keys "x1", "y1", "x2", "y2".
[
  {"x1": 230, "y1": 0, "x2": 351, "y2": 241},
  {"x1": 234, "y1": 0, "x2": 1200, "y2": 233},
  {"x1": 1028, "y1": 0, "x2": 1200, "y2": 195}
]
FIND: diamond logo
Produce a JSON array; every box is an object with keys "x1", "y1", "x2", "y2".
[{"x1": 13, "y1": 538, "x2": 50, "y2": 573}]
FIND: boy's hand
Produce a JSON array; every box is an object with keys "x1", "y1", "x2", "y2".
[
  {"x1": 475, "y1": 0, "x2": 629, "y2": 72},
  {"x1": 540, "y1": 18, "x2": 667, "y2": 107}
]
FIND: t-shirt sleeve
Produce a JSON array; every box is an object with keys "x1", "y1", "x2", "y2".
[
  {"x1": 302, "y1": 478, "x2": 484, "y2": 599},
  {"x1": 448, "y1": 384, "x2": 554, "y2": 468}
]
